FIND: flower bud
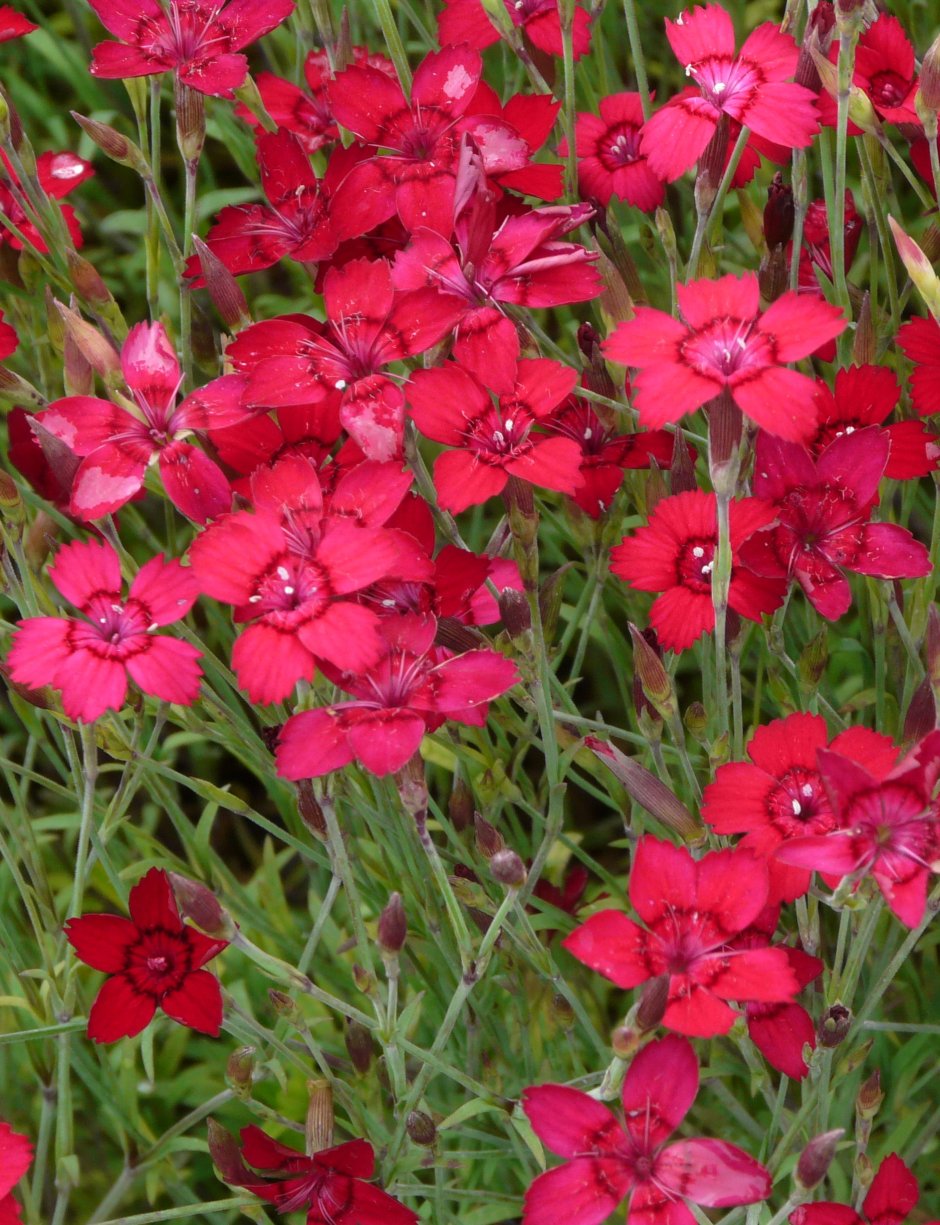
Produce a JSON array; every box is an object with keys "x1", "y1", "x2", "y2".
[
  {"x1": 611, "y1": 1023, "x2": 641, "y2": 1058},
  {"x1": 903, "y1": 677, "x2": 935, "y2": 745},
  {"x1": 587, "y1": 736, "x2": 701, "y2": 841},
  {"x1": 474, "y1": 813, "x2": 504, "y2": 859},
  {"x1": 53, "y1": 301, "x2": 121, "y2": 380},
  {"x1": 344, "y1": 1018, "x2": 374, "y2": 1074},
  {"x1": 763, "y1": 172, "x2": 795, "y2": 249},
  {"x1": 795, "y1": 1128, "x2": 843, "y2": 1191},
  {"x1": 852, "y1": 291, "x2": 875, "y2": 366},
  {"x1": 855, "y1": 1152, "x2": 874, "y2": 1192},
  {"x1": 498, "y1": 586, "x2": 531, "y2": 637},
  {"x1": 629, "y1": 623, "x2": 675, "y2": 720},
  {"x1": 377, "y1": 892, "x2": 407, "y2": 956},
  {"x1": 191, "y1": 236, "x2": 251, "y2": 331},
  {"x1": 552, "y1": 992, "x2": 575, "y2": 1027},
  {"x1": 795, "y1": 0, "x2": 835, "y2": 92},
  {"x1": 0, "y1": 470, "x2": 24, "y2": 526},
  {"x1": 920, "y1": 35, "x2": 940, "y2": 113},
  {"x1": 889, "y1": 216, "x2": 940, "y2": 320},
  {"x1": 448, "y1": 777, "x2": 474, "y2": 832},
  {"x1": 268, "y1": 988, "x2": 299, "y2": 1021},
  {"x1": 207, "y1": 1119, "x2": 244, "y2": 1183},
  {"x1": 684, "y1": 701, "x2": 708, "y2": 742},
  {"x1": 406, "y1": 1110, "x2": 437, "y2": 1147},
  {"x1": 305, "y1": 1079, "x2": 334, "y2": 1156},
  {"x1": 70, "y1": 112, "x2": 149, "y2": 173},
  {"x1": 636, "y1": 975, "x2": 670, "y2": 1032},
  {"x1": 817, "y1": 1003, "x2": 852, "y2": 1048},
  {"x1": 66, "y1": 250, "x2": 115, "y2": 311},
  {"x1": 352, "y1": 963, "x2": 377, "y2": 995},
  {"x1": 175, "y1": 80, "x2": 206, "y2": 165},
  {"x1": 670, "y1": 432, "x2": 697, "y2": 496},
  {"x1": 490, "y1": 848, "x2": 527, "y2": 889},
  {"x1": 296, "y1": 779, "x2": 327, "y2": 839},
  {"x1": 225, "y1": 1046, "x2": 255, "y2": 1099},
  {"x1": 856, "y1": 1069, "x2": 884, "y2": 1121},
  {"x1": 799, "y1": 627, "x2": 829, "y2": 691},
  {"x1": 168, "y1": 873, "x2": 235, "y2": 940}
]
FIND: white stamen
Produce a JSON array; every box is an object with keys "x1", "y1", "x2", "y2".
[
  {"x1": 713, "y1": 81, "x2": 726, "y2": 93},
  {"x1": 692, "y1": 546, "x2": 705, "y2": 558},
  {"x1": 802, "y1": 783, "x2": 814, "y2": 798},
  {"x1": 583, "y1": 427, "x2": 593, "y2": 440},
  {"x1": 334, "y1": 379, "x2": 347, "y2": 390},
  {"x1": 284, "y1": 585, "x2": 295, "y2": 595},
  {"x1": 248, "y1": 594, "x2": 262, "y2": 603},
  {"x1": 701, "y1": 560, "x2": 714, "y2": 575},
  {"x1": 844, "y1": 425, "x2": 855, "y2": 434},
  {"x1": 493, "y1": 430, "x2": 505, "y2": 445},
  {"x1": 276, "y1": 565, "x2": 290, "y2": 581},
  {"x1": 792, "y1": 799, "x2": 802, "y2": 815},
  {"x1": 504, "y1": 418, "x2": 514, "y2": 432}
]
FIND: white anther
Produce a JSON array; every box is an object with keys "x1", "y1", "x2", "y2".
[
  {"x1": 802, "y1": 783, "x2": 814, "y2": 798},
  {"x1": 583, "y1": 427, "x2": 593, "y2": 440},
  {"x1": 714, "y1": 81, "x2": 726, "y2": 93},
  {"x1": 284, "y1": 585, "x2": 295, "y2": 595},
  {"x1": 334, "y1": 379, "x2": 347, "y2": 390},
  {"x1": 792, "y1": 799, "x2": 802, "y2": 815},
  {"x1": 692, "y1": 546, "x2": 705, "y2": 558},
  {"x1": 276, "y1": 565, "x2": 290, "y2": 580}
]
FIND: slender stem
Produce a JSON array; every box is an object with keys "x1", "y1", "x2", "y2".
[
  {"x1": 711, "y1": 487, "x2": 733, "y2": 741},
  {"x1": 851, "y1": 881, "x2": 940, "y2": 1032},
  {"x1": 621, "y1": 0, "x2": 651, "y2": 120},
  {"x1": 830, "y1": 23, "x2": 859, "y2": 313},
  {"x1": 686, "y1": 125, "x2": 750, "y2": 280},
  {"x1": 559, "y1": 2, "x2": 579, "y2": 199},
  {"x1": 372, "y1": 0, "x2": 412, "y2": 91}
]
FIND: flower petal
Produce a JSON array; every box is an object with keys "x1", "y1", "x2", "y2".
[
  {"x1": 86, "y1": 974, "x2": 156, "y2": 1044},
  {"x1": 64, "y1": 914, "x2": 138, "y2": 972},
  {"x1": 160, "y1": 968, "x2": 224, "y2": 1036}
]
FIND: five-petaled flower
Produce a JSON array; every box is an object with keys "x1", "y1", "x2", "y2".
[
  {"x1": 522, "y1": 1035, "x2": 771, "y2": 1225},
  {"x1": 438, "y1": 0, "x2": 592, "y2": 61},
  {"x1": 603, "y1": 273, "x2": 846, "y2": 442},
  {"x1": 7, "y1": 539, "x2": 202, "y2": 723},
  {"x1": 566, "y1": 92, "x2": 665, "y2": 211},
  {"x1": 790, "y1": 1153, "x2": 922, "y2": 1225},
  {"x1": 0, "y1": 1120, "x2": 32, "y2": 1225},
  {"x1": 65, "y1": 867, "x2": 228, "y2": 1043},
  {"x1": 563, "y1": 837, "x2": 800, "y2": 1036}
]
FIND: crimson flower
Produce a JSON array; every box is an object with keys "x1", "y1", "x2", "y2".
[
  {"x1": 740, "y1": 429, "x2": 931, "y2": 621},
  {"x1": 37, "y1": 321, "x2": 247, "y2": 522},
  {"x1": 744, "y1": 943, "x2": 822, "y2": 1080},
  {"x1": 438, "y1": 0, "x2": 592, "y2": 60},
  {"x1": 567, "y1": 92, "x2": 665, "y2": 211},
  {"x1": 209, "y1": 1122, "x2": 417, "y2": 1224},
  {"x1": 0, "y1": 6, "x2": 35, "y2": 41},
  {"x1": 808, "y1": 365, "x2": 938, "y2": 481},
  {"x1": 819, "y1": 15, "x2": 919, "y2": 127},
  {"x1": 86, "y1": 0, "x2": 295, "y2": 98},
  {"x1": 522, "y1": 1035, "x2": 771, "y2": 1225},
  {"x1": 459, "y1": 85, "x2": 564, "y2": 200},
  {"x1": 702, "y1": 712, "x2": 900, "y2": 903},
  {"x1": 640, "y1": 4, "x2": 818, "y2": 182},
  {"x1": 0, "y1": 150, "x2": 93, "y2": 252},
  {"x1": 209, "y1": 399, "x2": 343, "y2": 497},
  {"x1": 0, "y1": 310, "x2": 18, "y2": 361},
  {"x1": 276, "y1": 613, "x2": 518, "y2": 778},
  {"x1": 7, "y1": 539, "x2": 202, "y2": 723},
  {"x1": 610, "y1": 490, "x2": 785, "y2": 653},
  {"x1": 776, "y1": 733, "x2": 940, "y2": 927},
  {"x1": 604, "y1": 273, "x2": 846, "y2": 442},
  {"x1": 407, "y1": 346, "x2": 583, "y2": 514},
  {"x1": 234, "y1": 257, "x2": 463, "y2": 462},
  {"x1": 563, "y1": 837, "x2": 800, "y2": 1036},
  {"x1": 790, "y1": 1153, "x2": 921, "y2": 1225},
  {"x1": 64, "y1": 868, "x2": 228, "y2": 1043},
  {"x1": 897, "y1": 315, "x2": 940, "y2": 418},
  {"x1": 0, "y1": 1121, "x2": 32, "y2": 1225}
]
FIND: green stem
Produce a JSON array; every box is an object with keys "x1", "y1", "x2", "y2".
[
  {"x1": 559, "y1": 2, "x2": 579, "y2": 199},
  {"x1": 830, "y1": 25, "x2": 859, "y2": 312},
  {"x1": 621, "y1": 0, "x2": 651, "y2": 120},
  {"x1": 686, "y1": 125, "x2": 749, "y2": 280},
  {"x1": 372, "y1": 0, "x2": 411, "y2": 90},
  {"x1": 711, "y1": 487, "x2": 733, "y2": 741},
  {"x1": 851, "y1": 881, "x2": 940, "y2": 1032}
]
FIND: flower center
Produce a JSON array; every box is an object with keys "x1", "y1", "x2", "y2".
[
  {"x1": 601, "y1": 125, "x2": 641, "y2": 169},
  {"x1": 681, "y1": 316, "x2": 771, "y2": 379},
  {"x1": 869, "y1": 71, "x2": 908, "y2": 109},
  {"x1": 767, "y1": 768, "x2": 834, "y2": 837},
  {"x1": 126, "y1": 929, "x2": 191, "y2": 996},
  {"x1": 677, "y1": 537, "x2": 716, "y2": 592}
]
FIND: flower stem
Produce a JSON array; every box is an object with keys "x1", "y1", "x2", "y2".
[
  {"x1": 621, "y1": 0, "x2": 651, "y2": 121},
  {"x1": 372, "y1": 0, "x2": 412, "y2": 91},
  {"x1": 830, "y1": 24, "x2": 859, "y2": 313}
]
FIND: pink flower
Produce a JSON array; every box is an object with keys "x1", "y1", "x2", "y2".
[
  {"x1": 790, "y1": 1153, "x2": 921, "y2": 1225},
  {"x1": 521, "y1": 1035, "x2": 771, "y2": 1225},
  {"x1": 276, "y1": 613, "x2": 518, "y2": 778},
  {"x1": 818, "y1": 15, "x2": 920, "y2": 127},
  {"x1": 0, "y1": 1121, "x2": 32, "y2": 1225},
  {"x1": 897, "y1": 315, "x2": 940, "y2": 418},
  {"x1": 563, "y1": 837, "x2": 800, "y2": 1036},
  {"x1": 603, "y1": 273, "x2": 846, "y2": 442},
  {"x1": 0, "y1": 310, "x2": 18, "y2": 361},
  {"x1": 438, "y1": 0, "x2": 592, "y2": 61},
  {"x1": 641, "y1": 4, "x2": 818, "y2": 182},
  {"x1": 0, "y1": 6, "x2": 35, "y2": 41},
  {"x1": 0, "y1": 150, "x2": 94, "y2": 253},
  {"x1": 37, "y1": 322, "x2": 247, "y2": 522},
  {"x1": 7, "y1": 539, "x2": 202, "y2": 723},
  {"x1": 65, "y1": 868, "x2": 228, "y2": 1043},
  {"x1": 86, "y1": 0, "x2": 295, "y2": 98},
  {"x1": 776, "y1": 733, "x2": 940, "y2": 927},
  {"x1": 740, "y1": 429, "x2": 931, "y2": 620},
  {"x1": 567, "y1": 93, "x2": 665, "y2": 211}
]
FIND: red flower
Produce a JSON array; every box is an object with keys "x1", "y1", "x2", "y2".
[
  {"x1": 37, "y1": 322, "x2": 246, "y2": 522},
  {"x1": 0, "y1": 6, "x2": 35, "y2": 40},
  {"x1": 818, "y1": 15, "x2": 919, "y2": 127},
  {"x1": 64, "y1": 867, "x2": 228, "y2": 1043},
  {"x1": 0, "y1": 150, "x2": 93, "y2": 253},
  {"x1": 276, "y1": 613, "x2": 518, "y2": 778},
  {"x1": 702, "y1": 712, "x2": 900, "y2": 903},
  {"x1": 740, "y1": 429, "x2": 931, "y2": 621},
  {"x1": 809, "y1": 365, "x2": 939, "y2": 481},
  {"x1": 563, "y1": 837, "x2": 800, "y2": 1036},
  {"x1": 745, "y1": 950, "x2": 822, "y2": 1080},
  {"x1": 897, "y1": 315, "x2": 940, "y2": 418},
  {"x1": 234, "y1": 258, "x2": 463, "y2": 462},
  {"x1": 7, "y1": 539, "x2": 202, "y2": 723},
  {"x1": 640, "y1": 4, "x2": 818, "y2": 182},
  {"x1": 438, "y1": 0, "x2": 592, "y2": 60},
  {"x1": 522, "y1": 1035, "x2": 771, "y2": 1225},
  {"x1": 407, "y1": 344, "x2": 583, "y2": 514},
  {"x1": 459, "y1": 85, "x2": 564, "y2": 200},
  {"x1": 790, "y1": 1153, "x2": 921, "y2": 1225},
  {"x1": 0, "y1": 1121, "x2": 32, "y2": 1225},
  {"x1": 208, "y1": 399, "x2": 344, "y2": 496},
  {"x1": 610, "y1": 490, "x2": 785, "y2": 653},
  {"x1": 776, "y1": 733, "x2": 940, "y2": 927},
  {"x1": 209, "y1": 1122, "x2": 417, "y2": 1224},
  {"x1": 567, "y1": 93, "x2": 665, "y2": 211},
  {"x1": 86, "y1": 0, "x2": 295, "y2": 98},
  {"x1": 0, "y1": 310, "x2": 18, "y2": 361},
  {"x1": 604, "y1": 273, "x2": 845, "y2": 442}
]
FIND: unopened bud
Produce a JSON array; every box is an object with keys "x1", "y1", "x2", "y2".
[
  {"x1": 763, "y1": 172, "x2": 795, "y2": 249},
  {"x1": 817, "y1": 1003, "x2": 852, "y2": 1048},
  {"x1": 629, "y1": 623, "x2": 675, "y2": 719},
  {"x1": 552, "y1": 992, "x2": 575, "y2": 1027},
  {"x1": 856, "y1": 1070, "x2": 884, "y2": 1120},
  {"x1": 474, "y1": 813, "x2": 504, "y2": 859},
  {"x1": 66, "y1": 250, "x2": 114, "y2": 310},
  {"x1": 799, "y1": 627, "x2": 829, "y2": 690},
  {"x1": 352, "y1": 963, "x2": 377, "y2": 995},
  {"x1": 0, "y1": 470, "x2": 24, "y2": 525},
  {"x1": 448, "y1": 777, "x2": 474, "y2": 832},
  {"x1": 377, "y1": 892, "x2": 407, "y2": 955},
  {"x1": 53, "y1": 301, "x2": 121, "y2": 379},
  {"x1": 697, "y1": 114, "x2": 729, "y2": 194},
  {"x1": 855, "y1": 1152, "x2": 874, "y2": 1192},
  {"x1": 587, "y1": 737, "x2": 701, "y2": 841},
  {"x1": 611, "y1": 1023, "x2": 641, "y2": 1058},
  {"x1": 268, "y1": 989, "x2": 299, "y2": 1021},
  {"x1": 684, "y1": 701, "x2": 708, "y2": 742},
  {"x1": 490, "y1": 848, "x2": 527, "y2": 889},
  {"x1": 406, "y1": 1110, "x2": 437, "y2": 1147},
  {"x1": 670, "y1": 432, "x2": 697, "y2": 495},
  {"x1": 207, "y1": 1119, "x2": 243, "y2": 1183},
  {"x1": 795, "y1": 1129, "x2": 843, "y2": 1190},
  {"x1": 225, "y1": 1046, "x2": 255, "y2": 1099},
  {"x1": 796, "y1": 1, "x2": 835, "y2": 92},
  {"x1": 903, "y1": 677, "x2": 936, "y2": 744},
  {"x1": 344, "y1": 1018, "x2": 374, "y2": 1074},
  {"x1": 654, "y1": 206, "x2": 677, "y2": 267},
  {"x1": 71, "y1": 112, "x2": 148, "y2": 173},
  {"x1": 636, "y1": 975, "x2": 669, "y2": 1032},
  {"x1": 920, "y1": 35, "x2": 940, "y2": 112},
  {"x1": 175, "y1": 80, "x2": 206, "y2": 164},
  {"x1": 305, "y1": 1079, "x2": 334, "y2": 1156},
  {"x1": 498, "y1": 586, "x2": 531, "y2": 637},
  {"x1": 296, "y1": 780, "x2": 327, "y2": 839},
  {"x1": 192, "y1": 236, "x2": 251, "y2": 330},
  {"x1": 853, "y1": 292, "x2": 875, "y2": 365},
  {"x1": 759, "y1": 244, "x2": 789, "y2": 303},
  {"x1": 889, "y1": 216, "x2": 940, "y2": 320},
  {"x1": 168, "y1": 873, "x2": 235, "y2": 940}
]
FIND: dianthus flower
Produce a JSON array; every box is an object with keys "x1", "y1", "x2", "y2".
[
  {"x1": 438, "y1": 0, "x2": 592, "y2": 60},
  {"x1": 276, "y1": 613, "x2": 518, "y2": 778},
  {"x1": 564, "y1": 837, "x2": 800, "y2": 1036},
  {"x1": 640, "y1": 4, "x2": 818, "y2": 182},
  {"x1": 65, "y1": 867, "x2": 228, "y2": 1043},
  {"x1": 0, "y1": 150, "x2": 93, "y2": 252},
  {"x1": 790, "y1": 1153, "x2": 921, "y2": 1225},
  {"x1": 7, "y1": 539, "x2": 202, "y2": 723},
  {"x1": 740, "y1": 429, "x2": 931, "y2": 621},
  {"x1": 0, "y1": 1120, "x2": 32, "y2": 1225},
  {"x1": 610, "y1": 490, "x2": 785, "y2": 653},
  {"x1": 776, "y1": 732, "x2": 940, "y2": 927},
  {"x1": 37, "y1": 321, "x2": 247, "y2": 522},
  {"x1": 818, "y1": 15, "x2": 919, "y2": 127},
  {"x1": 603, "y1": 273, "x2": 846, "y2": 441},
  {"x1": 209, "y1": 1122, "x2": 417, "y2": 1224},
  {"x1": 85, "y1": 0, "x2": 295, "y2": 98},
  {"x1": 566, "y1": 93, "x2": 665, "y2": 211},
  {"x1": 521, "y1": 1035, "x2": 771, "y2": 1225},
  {"x1": 0, "y1": 6, "x2": 34, "y2": 40},
  {"x1": 702, "y1": 712, "x2": 900, "y2": 903},
  {"x1": 0, "y1": 310, "x2": 18, "y2": 361},
  {"x1": 897, "y1": 315, "x2": 940, "y2": 418}
]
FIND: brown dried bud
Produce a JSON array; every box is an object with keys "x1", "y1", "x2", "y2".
[
  {"x1": 552, "y1": 992, "x2": 575, "y2": 1026},
  {"x1": 670, "y1": 432, "x2": 698, "y2": 495},
  {"x1": 817, "y1": 1003, "x2": 852, "y2": 1048},
  {"x1": 344, "y1": 1018, "x2": 374, "y2": 1074},
  {"x1": 763, "y1": 173, "x2": 795, "y2": 249},
  {"x1": 759, "y1": 245, "x2": 789, "y2": 303},
  {"x1": 0, "y1": 470, "x2": 24, "y2": 524},
  {"x1": 305, "y1": 1079, "x2": 334, "y2": 1155},
  {"x1": 490, "y1": 848, "x2": 527, "y2": 889},
  {"x1": 168, "y1": 873, "x2": 235, "y2": 940},
  {"x1": 296, "y1": 779, "x2": 327, "y2": 840},
  {"x1": 610, "y1": 1023, "x2": 641, "y2": 1058},
  {"x1": 856, "y1": 1069, "x2": 884, "y2": 1121},
  {"x1": 352, "y1": 963, "x2": 377, "y2": 995},
  {"x1": 226, "y1": 1046, "x2": 255, "y2": 1098},
  {"x1": 175, "y1": 80, "x2": 206, "y2": 164},
  {"x1": 71, "y1": 112, "x2": 148, "y2": 173},
  {"x1": 66, "y1": 250, "x2": 114, "y2": 309},
  {"x1": 636, "y1": 975, "x2": 670, "y2": 1032},
  {"x1": 406, "y1": 1110, "x2": 437, "y2": 1147},
  {"x1": 474, "y1": 813, "x2": 504, "y2": 859},
  {"x1": 448, "y1": 777, "x2": 474, "y2": 832},
  {"x1": 903, "y1": 677, "x2": 936, "y2": 745},
  {"x1": 796, "y1": 0, "x2": 835, "y2": 92},
  {"x1": 498, "y1": 586, "x2": 531, "y2": 637},
  {"x1": 852, "y1": 292, "x2": 876, "y2": 365},
  {"x1": 191, "y1": 236, "x2": 251, "y2": 331},
  {"x1": 377, "y1": 892, "x2": 407, "y2": 955},
  {"x1": 268, "y1": 989, "x2": 299, "y2": 1020},
  {"x1": 207, "y1": 1119, "x2": 245, "y2": 1183},
  {"x1": 795, "y1": 1128, "x2": 844, "y2": 1190}
]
